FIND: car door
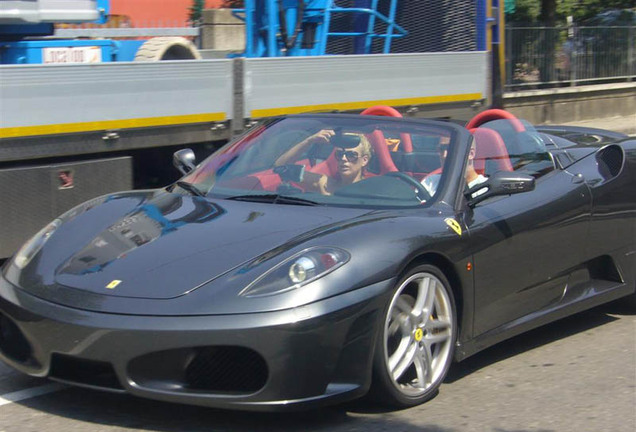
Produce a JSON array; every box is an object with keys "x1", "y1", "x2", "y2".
[{"x1": 464, "y1": 147, "x2": 592, "y2": 336}]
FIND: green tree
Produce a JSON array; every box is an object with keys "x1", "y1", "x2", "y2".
[
  {"x1": 571, "y1": 0, "x2": 635, "y2": 22},
  {"x1": 539, "y1": 0, "x2": 557, "y2": 82},
  {"x1": 507, "y1": 0, "x2": 541, "y2": 23},
  {"x1": 189, "y1": 0, "x2": 205, "y2": 26},
  {"x1": 506, "y1": 0, "x2": 635, "y2": 24}
]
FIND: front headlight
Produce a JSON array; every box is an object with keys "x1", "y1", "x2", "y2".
[
  {"x1": 239, "y1": 247, "x2": 350, "y2": 297},
  {"x1": 12, "y1": 219, "x2": 62, "y2": 269}
]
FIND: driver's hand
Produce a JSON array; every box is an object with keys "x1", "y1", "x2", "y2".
[
  {"x1": 300, "y1": 172, "x2": 331, "y2": 195},
  {"x1": 306, "y1": 129, "x2": 335, "y2": 145},
  {"x1": 316, "y1": 174, "x2": 330, "y2": 195}
]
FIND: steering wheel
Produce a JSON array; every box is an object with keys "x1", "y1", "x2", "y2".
[
  {"x1": 384, "y1": 171, "x2": 431, "y2": 202},
  {"x1": 466, "y1": 109, "x2": 526, "y2": 133}
]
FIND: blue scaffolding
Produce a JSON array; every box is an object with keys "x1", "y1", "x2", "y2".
[{"x1": 233, "y1": 0, "x2": 407, "y2": 57}]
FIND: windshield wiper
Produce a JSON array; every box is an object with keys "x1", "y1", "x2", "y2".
[
  {"x1": 226, "y1": 194, "x2": 320, "y2": 206},
  {"x1": 174, "y1": 181, "x2": 206, "y2": 197}
]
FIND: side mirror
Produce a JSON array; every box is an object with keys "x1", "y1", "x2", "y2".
[
  {"x1": 173, "y1": 149, "x2": 196, "y2": 175},
  {"x1": 466, "y1": 171, "x2": 535, "y2": 207}
]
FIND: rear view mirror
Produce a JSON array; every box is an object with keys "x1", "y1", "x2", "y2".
[
  {"x1": 467, "y1": 171, "x2": 535, "y2": 207},
  {"x1": 173, "y1": 149, "x2": 196, "y2": 175}
]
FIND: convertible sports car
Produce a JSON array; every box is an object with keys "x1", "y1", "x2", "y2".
[{"x1": 0, "y1": 107, "x2": 634, "y2": 411}]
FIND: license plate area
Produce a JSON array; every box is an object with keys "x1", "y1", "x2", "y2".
[{"x1": 43, "y1": 46, "x2": 102, "y2": 64}]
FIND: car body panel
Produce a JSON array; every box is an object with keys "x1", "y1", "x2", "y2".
[{"x1": 468, "y1": 167, "x2": 592, "y2": 334}]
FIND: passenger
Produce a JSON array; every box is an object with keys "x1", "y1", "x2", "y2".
[{"x1": 422, "y1": 136, "x2": 487, "y2": 198}]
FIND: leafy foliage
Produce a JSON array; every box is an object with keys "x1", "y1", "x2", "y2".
[
  {"x1": 189, "y1": 0, "x2": 206, "y2": 26},
  {"x1": 506, "y1": 0, "x2": 636, "y2": 24}
]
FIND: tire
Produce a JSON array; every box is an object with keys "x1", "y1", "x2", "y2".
[
  {"x1": 370, "y1": 264, "x2": 457, "y2": 408},
  {"x1": 134, "y1": 37, "x2": 202, "y2": 61}
]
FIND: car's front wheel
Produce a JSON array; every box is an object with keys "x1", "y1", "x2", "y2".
[{"x1": 371, "y1": 264, "x2": 457, "y2": 407}]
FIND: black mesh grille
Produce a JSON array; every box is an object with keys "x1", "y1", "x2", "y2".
[
  {"x1": 128, "y1": 345, "x2": 268, "y2": 395},
  {"x1": 185, "y1": 346, "x2": 268, "y2": 393},
  {"x1": 326, "y1": 0, "x2": 477, "y2": 54}
]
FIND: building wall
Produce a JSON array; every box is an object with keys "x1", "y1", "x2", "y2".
[
  {"x1": 504, "y1": 83, "x2": 636, "y2": 135},
  {"x1": 110, "y1": 0, "x2": 224, "y2": 26}
]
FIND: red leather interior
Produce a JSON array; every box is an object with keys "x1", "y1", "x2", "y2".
[
  {"x1": 466, "y1": 109, "x2": 526, "y2": 133},
  {"x1": 470, "y1": 128, "x2": 514, "y2": 175},
  {"x1": 361, "y1": 105, "x2": 414, "y2": 152}
]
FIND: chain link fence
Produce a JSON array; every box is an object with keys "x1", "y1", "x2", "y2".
[{"x1": 506, "y1": 25, "x2": 636, "y2": 90}]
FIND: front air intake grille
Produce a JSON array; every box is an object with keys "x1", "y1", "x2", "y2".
[
  {"x1": 49, "y1": 354, "x2": 123, "y2": 390},
  {"x1": 0, "y1": 312, "x2": 34, "y2": 364},
  {"x1": 128, "y1": 346, "x2": 268, "y2": 395},
  {"x1": 185, "y1": 346, "x2": 268, "y2": 393}
]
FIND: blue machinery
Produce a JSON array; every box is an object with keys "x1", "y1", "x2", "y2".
[{"x1": 234, "y1": 0, "x2": 407, "y2": 57}]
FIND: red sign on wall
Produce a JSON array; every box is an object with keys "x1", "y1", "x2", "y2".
[{"x1": 109, "y1": 0, "x2": 224, "y2": 26}]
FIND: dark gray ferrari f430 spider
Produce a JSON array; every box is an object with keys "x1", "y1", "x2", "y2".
[{"x1": 1, "y1": 108, "x2": 634, "y2": 411}]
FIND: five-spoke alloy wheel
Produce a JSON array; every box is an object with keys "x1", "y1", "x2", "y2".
[{"x1": 371, "y1": 264, "x2": 457, "y2": 407}]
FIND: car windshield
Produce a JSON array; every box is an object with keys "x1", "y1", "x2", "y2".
[{"x1": 180, "y1": 115, "x2": 459, "y2": 208}]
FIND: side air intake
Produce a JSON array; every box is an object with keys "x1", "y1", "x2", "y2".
[{"x1": 596, "y1": 145, "x2": 624, "y2": 181}]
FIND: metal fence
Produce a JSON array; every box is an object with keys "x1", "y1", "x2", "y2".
[{"x1": 505, "y1": 25, "x2": 635, "y2": 90}]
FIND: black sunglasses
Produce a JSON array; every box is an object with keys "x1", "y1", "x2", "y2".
[{"x1": 335, "y1": 149, "x2": 360, "y2": 163}]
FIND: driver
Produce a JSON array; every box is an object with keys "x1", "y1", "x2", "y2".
[
  {"x1": 275, "y1": 130, "x2": 372, "y2": 195},
  {"x1": 306, "y1": 133, "x2": 372, "y2": 195}
]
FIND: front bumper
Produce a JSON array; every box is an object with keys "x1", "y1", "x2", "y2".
[{"x1": 0, "y1": 274, "x2": 392, "y2": 411}]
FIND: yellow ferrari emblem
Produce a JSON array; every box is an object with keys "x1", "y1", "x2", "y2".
[
  {"x1": 106, "y1": 280, "x2": 122, "y2": 289},
  {"x1": 414, "y1": 328, "x2": 424, "y2": 342},
  {"x1": 444, "y1": 218, "x2": 462, "y2": 236}
]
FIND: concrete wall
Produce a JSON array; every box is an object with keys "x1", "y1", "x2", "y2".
[
  {"x1": 504, "y1": 83, "x2": 636, "y2": 134},
  {"x1": 200, "y1": 8, "x2": 244, "y2": 52}
]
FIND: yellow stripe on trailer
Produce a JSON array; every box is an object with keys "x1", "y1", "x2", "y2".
[
  {"x1": 251, "y1": 93, "x2": 484, "y2": 118},
  {"x1": 1, "y1": 92, "x2": 484, "y2": 139},
  {"x1": 0, "y1": 113, "x2": 227, "y2": 139}
]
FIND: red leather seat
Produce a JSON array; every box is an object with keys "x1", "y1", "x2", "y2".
[{"x1": 470, "y1": 128, "x2": 514, "y2": 176}]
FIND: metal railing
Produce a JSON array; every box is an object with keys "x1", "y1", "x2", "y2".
[{"x1": 505, "y1": 25, "x2": 635, "y2": 90}]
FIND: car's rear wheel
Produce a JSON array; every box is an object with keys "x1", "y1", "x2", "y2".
[{"x1": 371, "y1": 264, "x2": 457, "y2": 407}]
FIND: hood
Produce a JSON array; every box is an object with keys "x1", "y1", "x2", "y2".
[{"x1": 28, "y1": 190, "x2": 372, "y2": 300}]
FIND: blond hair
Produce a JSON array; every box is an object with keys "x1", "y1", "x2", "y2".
[{"x1": 344, "y1": 133, "x2": 372, "y2": 158}]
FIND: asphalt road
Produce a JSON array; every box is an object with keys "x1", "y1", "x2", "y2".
[{"x1": 0, "y1": 299, "x2": 634, "y2": 432}]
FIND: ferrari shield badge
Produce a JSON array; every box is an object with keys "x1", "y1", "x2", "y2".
[
  {"x1": 105, "y1": 280, "x2": 122, "y2": 289},
  {"x1": 444, "y1": 218, "x2": 462, "y2": 236}
]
